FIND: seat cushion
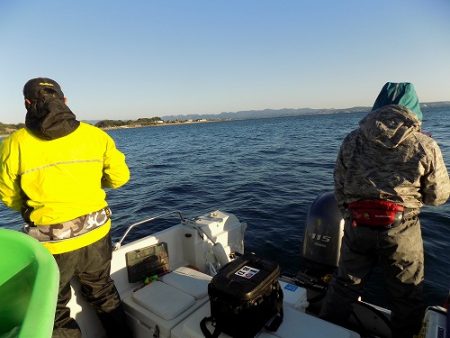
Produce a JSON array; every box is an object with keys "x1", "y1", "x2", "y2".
[
  {"x1": 160, "y1": 266, "x2": 212, "y2": 300},
  {"x1": 132, "y1": 280, "x2": 195, "y2": 320}
]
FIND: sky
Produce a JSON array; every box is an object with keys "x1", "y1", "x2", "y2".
[{"x1": 1, "y1": 0, "x2": 450, "y2": 124}]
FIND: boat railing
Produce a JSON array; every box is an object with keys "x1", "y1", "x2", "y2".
[{"x1": 114, "y1": 210, "x2": 186, "y2": 250}]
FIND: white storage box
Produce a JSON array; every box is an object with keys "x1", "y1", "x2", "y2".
[
  {"x1": 160, "y1": 266, "x2": 211, "y2": 299},
  {"x1": 123, "y1": 267, "x2": 210, "y2": 338},
  {"x1": 279, "y1": 281, "x2": 309, "y2": 312},
  {"x1": 132, "y1": 281, "x2": 195, "y2": 320}
]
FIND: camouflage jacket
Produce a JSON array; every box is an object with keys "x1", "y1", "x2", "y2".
[{"x1": 334, "y1": 105, "x2": 450, "y2": 213}]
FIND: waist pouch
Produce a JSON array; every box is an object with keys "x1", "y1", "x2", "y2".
[
  {"x1": 348, "y1": 200, "x2": 404, "y2": 228},
  {"x1": 24, "y1": 207, "x2": 111, "y2": 242}
]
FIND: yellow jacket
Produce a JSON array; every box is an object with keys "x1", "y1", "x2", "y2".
[{"x1": 0, "y1": 122, "x2": 130, "y2": 253}]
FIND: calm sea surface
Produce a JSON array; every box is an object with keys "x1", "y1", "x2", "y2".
[{"x1": 1, "y1": 110, "x2": 449, "y2": 308}]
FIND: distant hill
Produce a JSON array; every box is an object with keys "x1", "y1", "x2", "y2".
[
  {"x1": 160, "y1": 101, "x2": 450, "y2": 121},
  {"x1": 0, "y1": 122, "x2": 25, "y2": 136},
  {"x1": 1, "y1": 101, "x2": 450, "y2": 135}
]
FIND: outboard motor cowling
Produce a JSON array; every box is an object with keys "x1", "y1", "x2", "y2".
[
  {"x1": 296, "y1": 192, "x2": 345, "y2": 313},
  {"x1": 302, "y1": 192, "x2": 344, "y2": 271}
]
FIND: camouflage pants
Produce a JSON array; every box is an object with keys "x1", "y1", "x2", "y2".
[
  {"x1": 52, "y1": 233, "x2": 132, "y2": 338},
  {"x1": 320, "y1": 216, "x2": 425, "y2": 338}
]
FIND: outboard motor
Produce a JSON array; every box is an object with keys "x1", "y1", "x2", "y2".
[
  {"x1": 296, "y1": 192, "x2": 345, "y2": 292},
  {"x1": 302, "y1": 191, "x2": 344, "y2": 269}
]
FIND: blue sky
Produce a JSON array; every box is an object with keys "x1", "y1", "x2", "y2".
[{"x1": 1, "y1": 0, "x2": 449, "y2": 123}]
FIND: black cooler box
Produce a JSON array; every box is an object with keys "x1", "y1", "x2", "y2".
[{"x1": 201, "y1": 253, "x2": 283, "y2": 338}]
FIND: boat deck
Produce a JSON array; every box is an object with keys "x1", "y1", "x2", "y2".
[
  {"x1": 64, "y1": 210, "x2": 447, "y2": 338},
  {"x1": 122, "y1": 265, "x2": 360, "y2": 338}
]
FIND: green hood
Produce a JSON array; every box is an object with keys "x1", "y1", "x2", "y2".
[{"x1": 371, "y1": 82, "x2": 422, "y2": 121}]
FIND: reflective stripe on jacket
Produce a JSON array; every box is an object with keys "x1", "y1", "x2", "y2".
[{"x1": 0, "y1": 122, "x2": 130, "y2": 253}]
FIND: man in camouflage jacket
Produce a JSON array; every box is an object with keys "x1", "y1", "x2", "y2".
[{"x1": 320, "y1": 82, "x2": 450, "y2": 338}]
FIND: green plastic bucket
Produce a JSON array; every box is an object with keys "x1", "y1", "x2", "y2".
[{"x1": 0, "y1": 229, "x2": 59, "y2": 338}]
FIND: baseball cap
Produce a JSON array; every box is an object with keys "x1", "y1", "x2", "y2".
[{"x1": 23, "y1": 77, "x2": 64, "y2": 99}]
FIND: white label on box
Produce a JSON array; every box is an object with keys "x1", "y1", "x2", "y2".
[{"x1": 235, "y1": 266, "x2": 260, "y2": 279}]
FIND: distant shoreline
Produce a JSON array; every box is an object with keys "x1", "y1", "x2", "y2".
[
  {"x1": 1, "y1": 101, "x2": 449, "y2": 136},
  {"x1": 100, "y1": 119, "x2": 218, "y2": 131},
  {"x1": 0, "y1": 119, "x2": 220, "y2": 138}
]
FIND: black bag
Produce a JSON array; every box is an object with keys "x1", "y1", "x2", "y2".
[{"x1": 200, "y1": 253, "x2": 283, "y2": 338}]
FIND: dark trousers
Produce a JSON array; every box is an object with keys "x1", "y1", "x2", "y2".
[
  {"x1": 320, "y1": 217, "x2": 425, "y2": 338},
  {"x1": 52, "y1": 233, "x2": 132, "y2": 338}
]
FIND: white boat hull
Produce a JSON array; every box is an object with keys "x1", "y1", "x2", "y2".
[{"x1": 65, "y1": 210, "x2": 447, "y2": 338}]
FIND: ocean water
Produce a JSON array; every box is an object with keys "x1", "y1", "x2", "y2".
[{"x1": 1, "y1": 110, "x2": 449, "y2": 308}]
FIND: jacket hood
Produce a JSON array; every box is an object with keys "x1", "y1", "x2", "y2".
[
  {"x1": 25, "y1": 96, "x2": 79, "y2": 140},
  {"x1": 359, "y1": 105, "x2": 421, "y2": 149},
  {"x1": 372, "y1": 82, "x2": 423, "y2": 121}
]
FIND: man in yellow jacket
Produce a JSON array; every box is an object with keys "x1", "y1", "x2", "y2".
[{"x1": 0, "y1": 78, "x2": 132, "y2": 338}]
